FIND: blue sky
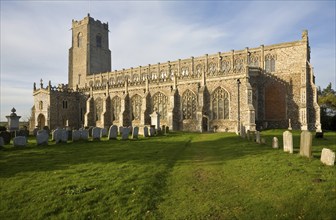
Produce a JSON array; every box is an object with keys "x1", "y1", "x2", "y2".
[{"x1": 1, "y1": 1, "x2": 335, "y2": 121}]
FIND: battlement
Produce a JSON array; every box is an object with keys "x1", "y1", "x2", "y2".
[{"x1": 72, "y1": 14, "x2": 108, "y2": 30}]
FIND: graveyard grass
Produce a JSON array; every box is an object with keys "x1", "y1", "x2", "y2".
[{"x1": 1, "y1": 130, "x2": 335, "y2": 219}]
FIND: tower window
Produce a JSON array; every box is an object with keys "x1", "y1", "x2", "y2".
[
  {"x1": 39, "y1": 101, "x2": 43, "y2": 110},
  {"x1": 63, "y1": 100, "x2": 68, "y2": 109},
  {"x1": 96, "y1": 34, "x2": 102, "y2": 48},
  {"x1": 77, "y1": 32, "x2": 83, "y2": 47}
]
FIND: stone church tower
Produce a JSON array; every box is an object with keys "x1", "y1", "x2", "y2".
[
  {"x1": 30, "y1": 15, "x2": 321, "y2": 133},
  {"x1": 68, "y1": 14, "x2": 111, "y2": 89}
]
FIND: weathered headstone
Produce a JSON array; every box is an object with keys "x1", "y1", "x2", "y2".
[
  {"x1": 165, "y1": 126, "x2": 169, "y2": 133},
  {"x1": 33, "y1": 128, "x2": 39, "y2": 136},
  {"x1": 150, "y1": 111, "x2": 161, "y2": 130},
  {"x1": 143, "y1": 126, "x2": 149, "y2": 137},
  {"x1": 0, "y1": 131, "x2": 11, "y2": 145},
  {"x1": 300, "y1": 131, "x2": 312, "y2": 158},
  {"x1": 67, "y1": 129, "x2": 72, "y2": 141},
  {"x1": 13, "y1": 136, "x2": 27, "y2": 147},
  {"x1": 92, "y1": 127, "x2": 101, "y2": 141},
  {"x1": 261, "y1": 138, "x2": 266, "y2": 144},
  {"x1": 283, "y1": 131, "x2": 293, "y2": 153},
  {"x1": 122, "y1": 127, "x2": 130, "y2": 140},
  {"x1": 61, "y1": 129, "x2": 68, "y2": 143},
  {"x1": 272, "y1": 137, "x2": 279, "y2": 149},
  {"x1": 37, "y1": 129, "x2": 47, "y2": 135},
  {"x1": 108, "y1": 125, "x2": 118, "y2": 140},
  {"x1": 119, "y1": 126, "x2": 123, "y2": 135},
  {"x1": 255, "y1": 131, "x2": 261, "y2": 144},
  {"x1": 132, "y1": 127, "x2": 139, "y2": 139},
  {"x1": 320, "y1": 148, "x2": 335, "y2": 166},
  {"x1": 36, "y1": 132, "x2": 48, "y2": 145},
  {"x1": 100, "y1": 128, "x2": 107, "y2": 137},
  {"x1": 16, "y1": 129, "x2": 29, "y2": 137},
  {"x1": 246, "y1": 130, "x2": 251, "y2": 141},
  {"x1": 149, "y1": 127, "x2": 155, "y2": 137},
  {"x1": 80, "y1": 130, "x2": 89, "y2": 141},
  {"x1": 72, "y1": 130, "x2": 81, "y2": 142},
  {"x1": 0, "y1": 137, "x2": 4, "y2": 147},
  {"x1": 53, "y1": 128, "x2": 62, "y2": 143}
]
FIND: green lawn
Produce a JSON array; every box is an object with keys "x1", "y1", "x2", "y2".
[{"x1": 0, "y1": 130, "x2": 335, "y2": 219}]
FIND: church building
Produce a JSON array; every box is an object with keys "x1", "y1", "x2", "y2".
[{"x1": 30, "y1": 15, "x2": 321, "y2": 133}]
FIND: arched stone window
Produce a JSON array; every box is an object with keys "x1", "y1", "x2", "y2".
[
  {"x1": 39, "y1": 101, "x2": 43, "y2": 110},
  {"x1": 212, "y1": 87, "x2": 229, "y2": 119},
  {"x1": 131, "y1": 94, "x2": 142, "y2": 120},
  {"x1": 152, "y1": 92, "x2": 168, "y2": 120},
  {"x1": 249, "y1": 55, "x2": 259, "y2": 67},
  {"x1": 265, "y1": 54, "x2": 276, "y2": 72},
  {"x1": 111, "y1": 96, "x2": 121, "y2": 121},
  {"x1": 234, "y1": 58, "x2": 244, "y2": 72},
  {"x1": 182, "y1": 89, "x2": 197, "y2": 119},
  {"x1": 77, "y1": 32, "x2": 83, "y2": 48},
  {"x1": 95, "y1": 97, "x2": 103, "y2": 121},
  {"x1": 96, "y1": 34, "x2": 102, "y2": 48}
]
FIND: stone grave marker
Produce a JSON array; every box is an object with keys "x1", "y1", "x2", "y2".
[
  {"x1": 53, "y1": 129, "x2": 62, "y2": 143},
  {"x1": 246, "y1": 130, "x2": 251, "y2": 141},
  {"x1": 13, "y1": 136, "x2": 27, "y2": 147},
  {"x1": 255, "y1": 131, "x2": 261, "y2": 144},
  {"x1": 67, "y1": 129, "x2": 72, "y2": 141},
  {"x1": 300, "y1": 131, "x2": 312, "y2": 158},
  {"x1": 92, "y1": 127, "x2": 101, "y2": 141},
  {"x1": 0, "y1": 131, "x2": 11, "y2": 145},
  {"x1": 119, "y1": 126, "x2": 123, "y2": 135},
  {"x1": 149, "y1": 127, "x2": 155, "y2": 136},
  {"x1": 283, "y1": 131, "x2": 293, "y2": 153},
  {"x1": 33, "y1": 128, "x2": 39, "y2": 136},
  {"x1": 261, "y1": 138, "x2": 266, "y2": 144},
  {"x1": 132, "y1": 126, "x2": 139, "y2": 139},
  {"x1": 272, "y1": 137, "x2": 279, "y2": 149},
  {"x1": 80, "y1": 130, "x2": 89, "y2": 141},
  {"x1": 101, "y1": 128, "x2": 107, "y2": 137},
  {"x1": 122, "y1": 127, "x2": 130, "y2": 140},
  {"x1": 61, "y1": 129, "x2": 68, "y2": 143},
  {"x1": 36, "y1": 132, "x2": 48, "y2": 145},
  {"x1": 72, "y1": 130, "x2": 81, "y2": 142},
  {"x1": 320, "y1": 148, "x2": 335, "y2": 166},
  {"x1": 166, "y1": 126, "x2": 169, "y2": 133},
  {"x1": 0, "y1": 137, "x2": 4, "y2": 147},
  {"x1": 143, "y1": 126, "x2": 149, "y2": 137},
  {"x1": 108, "y1": 125, "x2": 118, "y2": 140}
]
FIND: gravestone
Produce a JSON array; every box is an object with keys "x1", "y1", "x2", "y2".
[
  {"x1": 143, "y1": 126, "x2": 149, "y2": 137},
  {"x1": 6, "y1": 107, "x2": 21, "y2": 132},
  {"x1": 255, "y1": 131, "x2": 261, "y2": 144},
  {"x1": 33, "y1": 128, "x2": 39, "y2": 136},
  {"x1": 122, "y1": 127, "x2": 130, "y2": 140},
  {"x1": 300, "y1": 131, "x2": 312, "y2": 158},
  {"x1": 16, "y1": 129, "x2": 29, "y2": 137},
  {"x1": 162, "y1": 125, "x2": 166, "y2": 135},
  {"x1": 92, "y1": 127, "x2": 101, "y2": 141},
  {"x1": 0, "y1": 131, "x2": 11, "y2": 145},
  {"x1": 80, "y1": 130, "x2": 89, "y2": 141},
  {"x1": 149, "y1": 127, "x2": 155, "y2": 137},
  {"x1": 132, "y1": 127, "x2": 139, "y2": 139},
  {"x1": 13, "y1": 136, "x2": 27, "y2": 147},
  {"x1": 100, "y1": 128, "x2": 107, "y2": 137},
  {"x1": 150, "y1": 111, "x2": 161, "y2": 131},
  {"x1": 108, "y1": 125, "x2": 118, "y2": 140},
  {"x1": 283, "y1": 131, "x2": 293, "y2": 154},
  {"x1": 261, "y1": 138, "x2": 266, "y2": 144},
  {"x1": 246, "y1": 130, "x2": 251, "y2": 141},
  {"x1": 272, "y1": 137, "x2": 279, "y2": 149},
  {"x1": 320, "y1": 148, "x2": 335, "y2": 166},
  {"x1": 36, "y1": 132, "x2": 48, "y2": 145},
  {"x1": 53, "y1": 129, "x2": 62, "y2": 143},
  {"x1": 61, "y1": 129, "x2": 68, "y2": 143},
  {"x1": 72, "y1": 130, "x2": 81, "y2": 142},
  {"x1": 37, "y1": 130, "x2": 47, "y2": 135},
  {"x1": 166, "y1": 126, "x2": 169, "y2": 133},
  {"x1": 119, "y1": 126, "x2": 123, "y2": 135},
  {"x1": 0, "y1": 137, "x2": 4, "y2": 147}
]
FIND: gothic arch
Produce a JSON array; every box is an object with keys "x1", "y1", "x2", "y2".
[
  {"x1": 111, "y1": 96, "x2": 121, "y2": 121},
  {"x1": 211, "y1": 87, "x2": 230, "y2": 120},
  {"x1": 152, "y1": 92, "x2": 168, "y2": 120},
  {"x1": 94, "y1": 97, "x2": 103, "y2": 122},
  {"x1": 131, "y1": 94, "x2": 142, "y2": 120},
  {"x1": 182, "y1": 89, "x2": 197, "y2": 120},
  {"x1": 37, "y1": 113, "x2": 46, "y2": 129}
]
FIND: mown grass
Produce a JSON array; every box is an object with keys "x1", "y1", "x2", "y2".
[{"x1": 0, "y1": 130, "x2": 335, "y2": 220}]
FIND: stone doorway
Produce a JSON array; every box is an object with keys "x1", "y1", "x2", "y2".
[{"x1": 37, "y1": 114, "x2": 46, "y2": 129}]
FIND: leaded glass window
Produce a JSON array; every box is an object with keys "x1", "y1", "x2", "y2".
[
  {"x1": 111, "y1": 96, "x2": 121, "y2": 121},
  {"x1": 152, "y1": 92, "x2": 168, "y2": 120},
  {"x1": 265, "y1": 54, "x2": 275, "y2": 72},
  {"x1": 182, "y1": 90, "x2": 197, "y2": 119},
  {"x1": 212, "y1": 87, "x2": 229, "y2": 119},
  {"x1": 131, "y1": 94, "x2": 142, "y2": 120}
]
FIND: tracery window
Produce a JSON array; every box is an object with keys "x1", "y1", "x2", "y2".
[
  {"x1": 249, "y1": 55, "x2": 259, "y2": 67},
  {"x1": 265, "y1": 54, "x2": 276, "y2": 72},
  {"x1": 131, "y1": 94, "x2": 142, "y2": 120},
  {"x1": 234, "y1": 58, "x2": 244, "y2": 72},
  {"x1": 208, "y1": 62, "x2": 216, "y2": 76},
  {"x1": 182, "y1": 90, "x2": 197, "y2": 119},
  {"x1": 152, "y1": 92, "x2": 168, "y2": 120},
  {"x1": 221, "y1": 60, "x2": 231, "y2": 73},
  {"x1": 77, "y1": 32, "x2": 82, "y2": 48},
  {"x1": 95, "y1": 97, "x2": 103, "y2": 121},
  {"x1": 195, "y1": 64, "x2": 203, "y2": 77},
  {"x1": 96, "y1": 34, "x2": 102, "y2": 48},
  {"x1": 111, "y1": 96, "x2": 121, "y2": 121},
  {"x1": 212, "y1": 87, "x2": 229, "y2": 119},
  {"x1": 180, "y1": 67, "x2": 189, "y2": 78}
]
